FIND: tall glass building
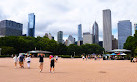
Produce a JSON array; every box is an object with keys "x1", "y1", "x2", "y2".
[
  {"x1": 103, "y1": 9, "x2": 112, "y2": 51},
  {"x1": 78, "y1": 24, "x2": 83, "y2": 41},
  {"x1": 57, "y1": 31, "x2": 63, "y2": 43},
  {"x1": 118, "y1": 20, "x2": 132, "y2": 49},
  {"x1": 92, "y1": 21, "x2": 99, "y2": 44},
  {"x1": 28, "y1": 13, "x2": 35, "y2": 37}
]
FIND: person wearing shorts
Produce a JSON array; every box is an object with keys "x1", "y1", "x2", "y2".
[
  {"x1": 50, "y1": 57, "x2": 56, "y2": 73},
  {"x1": 38, "y1": 54, "x2": 44, "y2": 72}
]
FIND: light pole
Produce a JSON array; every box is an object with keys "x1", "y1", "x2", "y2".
[{"x1": 74, "y1": 52, "x2": 75, "y2": 57}]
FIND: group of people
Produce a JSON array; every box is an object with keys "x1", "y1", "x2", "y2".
[
  {"x1": 13, "y1": 54, "x2": 31, "y2": 69},
  {"x1": 131, "y1": 57, "x2": 137, "y2": 63},
  {"x1": 13, "y1": 53, "x2": 59, "y2": 73}
]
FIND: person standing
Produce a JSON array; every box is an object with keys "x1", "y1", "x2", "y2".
[
  {"x1": 133, "y1": 57, "x2": 136, "y2": 63},
  {"x1": 56, "y1": 55, "x2": 58, "y2": 61},
  {"x1": 38, "y1": 54, "x2": 44, "y2": 72},
  {"x1": 86, "y1": 55, "x2": 88, "y2": 61},
  {"x1": 131, "y1": 57, "x2": 133, "y2": 62},
  {"x1": 82, "y1": 55, "x2": 85, "y2": 61},
  {"x1": 26, "y1": 55, "x2": 31, "y2": 69},
  {"x1": 13, "y1": 55, "x2": 18, "y2": 68},
  {"x1": 50, "y1": 56, "x2": 56, "y2": 73},
  {"x1": 94, "y1": 55, "x2": 97, "y2": 60}
]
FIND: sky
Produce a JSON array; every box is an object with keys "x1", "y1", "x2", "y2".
[{"x1": 0, "y1": 0, "x2": 136, "y2": 41}]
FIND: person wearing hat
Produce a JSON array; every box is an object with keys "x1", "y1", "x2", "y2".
[{"x1": 50, "y1": 56, "x2": 56, "y2": 73}]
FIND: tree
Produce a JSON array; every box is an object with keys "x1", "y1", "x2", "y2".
[
  {"x1": 124, "y1": 30, "x2": 137, "y2": 57},
  {"x1": 67, "y1": 44, "x2": 82, "y2": 56},
  {"x1": 1, "y1": 46, "x2": 15, "y2": 55}
]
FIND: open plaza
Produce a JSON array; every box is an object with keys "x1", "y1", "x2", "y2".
[{"x1": 0, "y1": 58, "x2": 137, "y2": 82}]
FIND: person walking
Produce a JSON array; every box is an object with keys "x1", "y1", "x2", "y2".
[
  {"x1": 19, "y1": 54, "x2": 25, "y2": 68},
  {"x1": 50, "y1": 56, "x2": 56, "y2": 73},
  {"x1": 26, "y1": 55, "x2": 31, "y2": 69},
  {"x1": 38, "y1": 53, "x2": 44, "y2": 72},
  {"x1": 13, "y1": 55, "x2": 18, "y2": 68}
]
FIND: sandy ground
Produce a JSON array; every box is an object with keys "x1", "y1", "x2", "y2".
[{"x1": 0, "y1": 58, "x2": 137, "y2": 82}]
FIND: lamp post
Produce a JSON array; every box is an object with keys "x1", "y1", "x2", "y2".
[{"x1": 74, "y1": 52, "x2": 75, "y2": 57}]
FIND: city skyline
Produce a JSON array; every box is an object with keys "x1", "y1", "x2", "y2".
[{"x1": 0, "y1": 0, "x2": 136, "y2": 41}]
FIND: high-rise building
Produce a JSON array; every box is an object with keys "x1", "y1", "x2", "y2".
[
  {"x1": 77, "y1": 41, "x2": 83, "y2": 46},
  {"x1": 67, "y1": 35, "x2": 75, "y2": 45},
  {"x1": 118, "y1": 20, "x2": 132, "y2": 49},
  {"x1": 48, "y1": 33, "x2": 52, "y2": 40},
  {"x1": 83, "y1": 32, "x2": 93, "y2": 44},
  {"x1": 57, "y1": 31, "x2": 63, "y2": 43},
  {"x1": 78, "y1": 24, "x2": 83, "y2": 41},
  {"x1": 134, "y1": 23, "x2": 137, "y2": 33},
  {"x1": 28, "y1": 13, "x2": 35, "y2": 37},
  {"x1": 112, "y1": 38, "x2": 118, "y2": 50},
  {"x1": 99, "y1": 41, "x2": 103, "y2": 47},
  {"x1": 92, "y1": 21, "x2": 99, "y2": 44},
  {"x1": 0, "y1": 20, "x2": 23, "y2": 37},
  {"x1": 103, "y1": 9, "x2": 112, "y2": 51}
]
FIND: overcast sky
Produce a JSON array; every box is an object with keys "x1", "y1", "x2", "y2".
[{"x1": 0, "y1": 0, "x2": 136, "y2": 41}]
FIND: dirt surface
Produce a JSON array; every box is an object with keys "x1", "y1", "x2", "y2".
[{"x1": 0, "y1": 58, "x2": 137, "y2": 82}]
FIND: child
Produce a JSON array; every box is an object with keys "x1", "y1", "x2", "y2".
[
  {"x1": 13, "y1": 55, "x2": 18, "y2": 68},
  {"x1": 26, "y1": 55, "x2": 31, "y2": 69},
  {"x1": 50, "y1": 56, "x2": 56, "y2": 73}
]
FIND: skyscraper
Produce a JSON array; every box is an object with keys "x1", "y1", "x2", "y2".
[
  {"x1": 67, "y1": 35, "x2": 75, "y2": 46},
  {"x1": 28, "y1": 13, "x2": 35, "y2": 37},
  {"x1": 78, "y1": 24, "x2": 83, "y2": 41},
  {"x1": 112, "y1": 35, "x2": 118, "y2": 49},
  {"x1": 57, "y1": 31, "x2": 63, "y2": 43},
  {"x1": 103, "y1": 9, "x2": 112, "y2": 51},
  {"x1": 92, "y1": 21, "x2": 99, "y2": 44},
  {"x1": 134, "y1": 23, "x2": 137, "y2": 33},
  {"x1": 0, "y1": 20, "x2": 23, "y2": 37},
  {"x1": 118, "y1": 20, "x2": 132, "y2": 49},
  {"x1": 83, "y1": 32, "x2": 93, "y2": 44}
]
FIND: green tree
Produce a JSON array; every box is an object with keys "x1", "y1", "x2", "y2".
[{"x1": 1, "y1": 46, "x2": 15, "y2": 55}]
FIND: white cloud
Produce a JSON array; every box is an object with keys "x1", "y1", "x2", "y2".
[{"x1": 0, "y1": 0, "x2": 136, "y2": 41}]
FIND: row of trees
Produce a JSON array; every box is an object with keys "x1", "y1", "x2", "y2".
[
  {"x1": 124, "y1": 30, "x2": 137, "y2": 57},
  {"x1": 0, "y1": 36, "x2": 104, "y2": 56}
]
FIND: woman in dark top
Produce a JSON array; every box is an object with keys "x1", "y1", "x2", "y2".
[{"x1": 38, "y1": 54, "x2": 44, "y2": 72}]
